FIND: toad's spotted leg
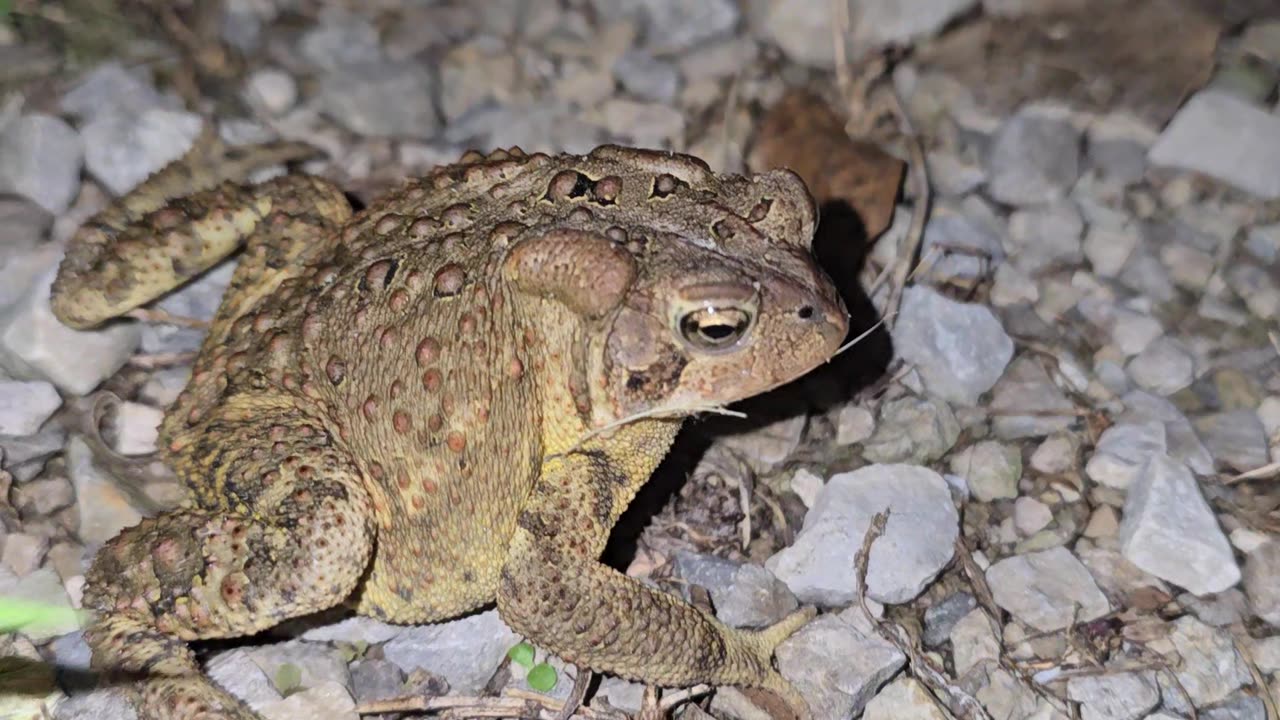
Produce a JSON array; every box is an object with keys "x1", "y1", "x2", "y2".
[{"x1": 85, "y1": 401, "x2": 374, "y2": 720}]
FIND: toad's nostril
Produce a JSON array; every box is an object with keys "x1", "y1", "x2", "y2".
[{"x1": 797, "y1": 305, "x2": 814, "y2": 320}]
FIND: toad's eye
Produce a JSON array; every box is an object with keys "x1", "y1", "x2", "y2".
[{"x1": 678, "y1": 307, "x2": 753, "y2": 351}]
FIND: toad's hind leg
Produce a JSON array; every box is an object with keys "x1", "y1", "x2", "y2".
[
  {"x1": 85, "y1": 407, "x2": 374, "y2": 720},
  {"x1": 51, "y1": 129, "x2": 349, "y2": 330}
]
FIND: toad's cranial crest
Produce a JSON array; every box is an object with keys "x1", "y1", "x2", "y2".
[{"x1": 51, "y1": 134, "x2": 848, "y2": 720}]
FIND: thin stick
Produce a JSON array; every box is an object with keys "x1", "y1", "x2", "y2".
[{"x1": 882, "y1": 81, "x2": 932, "y2": 330}]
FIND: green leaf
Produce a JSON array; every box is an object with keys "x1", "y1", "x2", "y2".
[
  {"x1": 526, "y1": 663, "x2": 557, "y2": 692},
  {"x1": 0, "y1": 597, "x2": 83, "y2": 634},
  {"x1": 507, "y1": 641, "x2": 535, "y2": 669},
  {"x1": 273, "y1": 663, "x2": 303, "y2": 696}
]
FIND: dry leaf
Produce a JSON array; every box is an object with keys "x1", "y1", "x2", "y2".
[{"x1": 749, "y1": 89, "x2": 905, "y2": 240}]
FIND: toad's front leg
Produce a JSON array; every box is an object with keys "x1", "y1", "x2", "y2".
[{"x1": 495, "y1": 436, "x2": 813, "y2": 719}]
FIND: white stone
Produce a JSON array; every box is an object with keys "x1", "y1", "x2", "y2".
[
  {"x1": 1013, "y1": 497, "x2": 1053, "y2": 536},
  {"x1": 985, "y1": 547, "x2": 1110, "y2": 632},
  {"x1": 789, "y1": 468, "x2": 824, "y2": 509},
  {"x1": 862, "y1": 677, "x2": 948, "y2": 720},
  {"x1": 1119, "y1": 454, "x2": 1240, "y2": 596},
  {"x1": 1066, "y1": 671, "x2": 1160, "y2": 720},
  {"x1": 776, "y1": 607, "x2": 906, "y2": 719},
  {"x1": 1126, "y1": 336, "x2": 1196, "y2": 396},
  {"x1": 381, "y1": 609, "x2": 517, "y2": 694},
  {"x1": 0, "y1": 114, "x2": 83, "y2": 215},
  {"x1": 892, "y1": 285, "x2": 1014, "y2": 406},
  {"x1": 948, "y1": 440, "x2": 1022, "y2": 501},
  {"x1": 1083, "y1": 225, "x2": 1140, "y2": 277},
  {"x1": 1161, "y1": 616, "x2": 1251, "y2": 707},
  {"x1": 834, "y1": 404, "x2": 875, "y2": 445},
  {"x1": 0, "y1": 380, "x2": 61, "y2": 435},
  {"x1": 1030, "y1": 433, "x2": 1077, "y2": 474},
  {"x1": 259, "y1": 681, "x2": 356, "y2": 720},
  {"x1": 0, "y1": 268, "x2": 140, "y2": 396},
  {"x1": 1243, "y1": 541, "x2": 1280, "y2": 627},
  {"x1": 950, "y1": 608, "x2": 1001, "y2": 677},
  {"x1": 767, "y1": 464, "x2": 959, "y2": 605},
  {"x1": 111, "y1": 401, "x2": 164, "y2": 456},
  {"x1": 1149, "y1": 90, "x2": 1280, "y2": 199},
  {"x1": 1084, "y1": 421, "x2": 1167, "y2": 490}
]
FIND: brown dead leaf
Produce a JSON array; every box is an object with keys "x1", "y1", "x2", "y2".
[{"x1": 749, "y1": 89, "x2": 905, "y2": 240}]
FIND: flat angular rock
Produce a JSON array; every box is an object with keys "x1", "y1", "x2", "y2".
[
  {"x1": 1163, "y1": 616, "x2": 1251, "y2": 708},
  {"x1": 892, "y1": 285, "x2": 1014, "y2": 406},
  {"x1": 985, "y1": 546, "x2": 1110, "y2": 632},
  {"x1": 381, "y1": 609, "x2": 517, "y2": 694},
  {"x1": 862, "y1": 396, "x2": 960, "y2": 464},
  {"x1": 1243, "y1": 541, "x2": 1280, "y2": 627},
  {"x1": 990, "y1": 356, "x2": 1077, "y2": 439},
  {"x1": 1149, "y1": 90, "x2": 1280, "y2": 199},
  {"x1": 1066, "y1": 671, "x2": 1159, "y2": 720},
  {"x1": 1127, "y1": 336, "x2": 1196, "y2": 396},
  {"x1": 863, "y1": 677, "x2": 948, "y2": 720},
  {"x1": 0, "y1": 380, "x2": 61, "y2": 436},
  {"x1": 319, "y1": 61, "x2": 439, "y2": 139},
  {"x1": 1118, "y1": 391, "x2": 1214, "y2": 475},
  {"x1": 0, "y1": 114, "x2": 83, "y2": 215},
  {"x1": 948, "y1": 440, "x2": 1021, "y2": 502},
  {"x1": 81, "y1": 107, "x2": 202, "y2": 196},
  {"x1": 767, "y1": 464, "x2": 958, "y2": 605},
  {"x1": 1193, "y1": 409, "x2": 1269, "y2": 473},
  {"x1": 206, "y1": 649, "x2": 282, "y2": 713},
  {"x1": 1119, "y1": 454, "x2": 1239, "y2": 596},
  {"x1": 1084, "y1": 421, "x2": 1167, "y2": 491},
  {"x1": 673, "y1": 551, "x2": 798, "y2": 628},
  {"x1": 987, "y1": 105, "x2": 1082, "y2": 206},
  {"x1": 0, "y1": 268, "x2": 140, "y2": 396},
  {"x1": 776, "y1": 608, "x2": 906, "y2": 719}
]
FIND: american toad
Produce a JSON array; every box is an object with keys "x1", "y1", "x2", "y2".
[{"x1": 51, "y1": 133, "x2": 848, "y2": 719}]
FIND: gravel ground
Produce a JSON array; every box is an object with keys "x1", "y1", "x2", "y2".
[{"x1": 1, "y1": 1, "x2": 1279, "y2": 719}]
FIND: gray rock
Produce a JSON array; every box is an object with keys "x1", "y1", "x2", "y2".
[
  {"x1": 863, "y1": 677, "x2": 949, "y2": 720},
  {"x1": 319, "y1": 62, "x2": 438, "y2": 139},
  {"x1": 382, "y1": 609, "x2": 517, "y2": 694},
  {"x1": 1014, "y1": 497, "x2": 1053, "y2": 536},
  {"x1": 248, "y1": 640, "x2": 352, "y2": 695},
  {"x1": 776, "y1": 608, "x2": 906, "y2": 719},
  {"x1": 766, "y1": 464, "x2": 958, "y2": 605},
  {"x1": 987, "y1": 106, "x2": 1082, "y2": 206},
  {"x1": 892, "y1": 285, "x2": 1014, "y2": 406},
  {"x1": 990, "y1": 262, "x2": 1039, "y2": 307},
  {"x1": 948, "y1": 440, "x2": 1021, "y2": 502},
  {"x1": 1178, "y1": 588, "x2": 1251, "y2": 627},
  {"x1": 66, "y1": 436, "x2": 144, "y2": 547},
  {"x1": 673, "y1": 551, "x2": 799, "y2": 628},
  {"x1": 349, "y1": 659, "x2": 406, "y2": 705},
  {"x1": 862, "y1": 396, "x2": 960, "y2": 464},
  {"x1": 109, "y1": 401, "x2": 163, "y2": 456},
  {"x1": 923, "y1": 591, "x2": 976, "y2": 647},
  {"x1": 1083, "y1": 225, "x2": 1141, "y2": 278},
  {"x1": 438, "y1": 40, "x2": 520, "y2": 123},
  {"x1": 1065, "y1": 671, "x2": 1159, "y2": 720},
  {"x1": 1227, "y1": 263, "x2": 1280, "y2": 321},
  {"x1": 1149, "y1": 90, "x2": 1280, "y2": 199},
  {"x1": 834, "y1": 404, "x2": 875, "y2": 446},
  {"x1": 595, "y1": 677, "x2": 645, "y2": 714},
  {"x1": 0, "y1": 566, "x2": 78, "y2": 640},
  {"x1": 0, "y1": 266, "x2": 141, "y2": 394},
  {"x1": 1084, "y1": 421, "x2": 1167, "y2": 491},
  {"x1": 990, "y1": 357, "x2": 1077, "y2": 439},
  {"x1": 596, "y1": 0, "x2": 739, "y2": 53},
  {"x1": 1029, "y1": 433, "x2": 1078, "y2": 475},
  {"x1": 749, "y1": 1, "x2": 838, "y2": 67},
  {"x1": 949, "y1": 608, "x2": 1001, "y2": 678},
  {"x1": 614, "y1": 51, "x2": 680, "y2": 102},
  {"x1": 2, "y1": 532, "x2": 49, "y2": 576},
  {"x1": 1118, "y1": 246, "x2": 1177, "y2": 304},
  {"x1": 443, "y1": 101, "x2": 604, "y2": 156},
  {"x1": 1243, "y1": 541, "x2": 1280, "y2": 626},
  {"x1": 1245, "y1": 222, "x2": 1280, "y2": 264},
  {"x1": 81, "y1": 107, "x2": 202, "y2": 195},
  {"x1": 1202, "y1": 693, "x2": 1266, "y2": 720},
  {"x1": 1161, "y1": 243, "x2": 1216, "y2": 290},
  {"x1": 718, "y1": 413, "x2": 807, "y2": 472},
  {"x1": 53, "y1": 688, "x2": 137, "y2": 720},
  {"x1": 243, "y1": 68, "x2": 298, "y2": 118},
  {"x1": 49, "y1": 630, "x2": 92, "y2": 671},
  {"x1": 206, "y1": 649, "x2": 282, "y2": 713},
  {"x1": 1005, "y1": 200, "x2": 1085, "y2": 273},
  {"x1": 259, "y1": 681, "x2": 356, "y2": 720},
  {"x1": 926, "y1": 151, "x2": 986, "y2": 197},
  {"x1": 1118, "y1": 391, "x2": 1214, "y2": 475},
  {"x1": 1127, "y1": 337, "x2": 1196, "y2": 396},
  {"x1": 1119, "y1": 454, "x2": 1239, "y2": 596},
  {"x1": 0, "y1": 114, "x2": 83, "y2": 214},
  {"x1": 598, "y1": 98, "x2": 686, "y2": 147},
  {"x1": 296, "y1": 614, "x2": 404, "y2": 645},
  {"x1": 139, "y1": 261, "x2": 232, "y2": 355},
  {"x1": 1193, "y1": 410, "x2": 1269, "y2": 473},
  {"x1": 985, "y1": 547, "x2": 1110, "y2": 632},
  {"x1": 297, "y1": 10, "x2": 384, "y2": 71},
  {"x1": 1163, "y1": 616, "x2": 1251, "y2": 708},
  {"x1": 921, "y1": 203, "x2": 1006, "y2": 282},
  {"x1": 0, "y1": 380, "x2": 60, "y2": 435},
  {"x1": 1, "y1": 423, "x2": 66, "y2": 472},
  {"x1": 60, "y1": 62, "x2": 172, "y2": 121}
]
